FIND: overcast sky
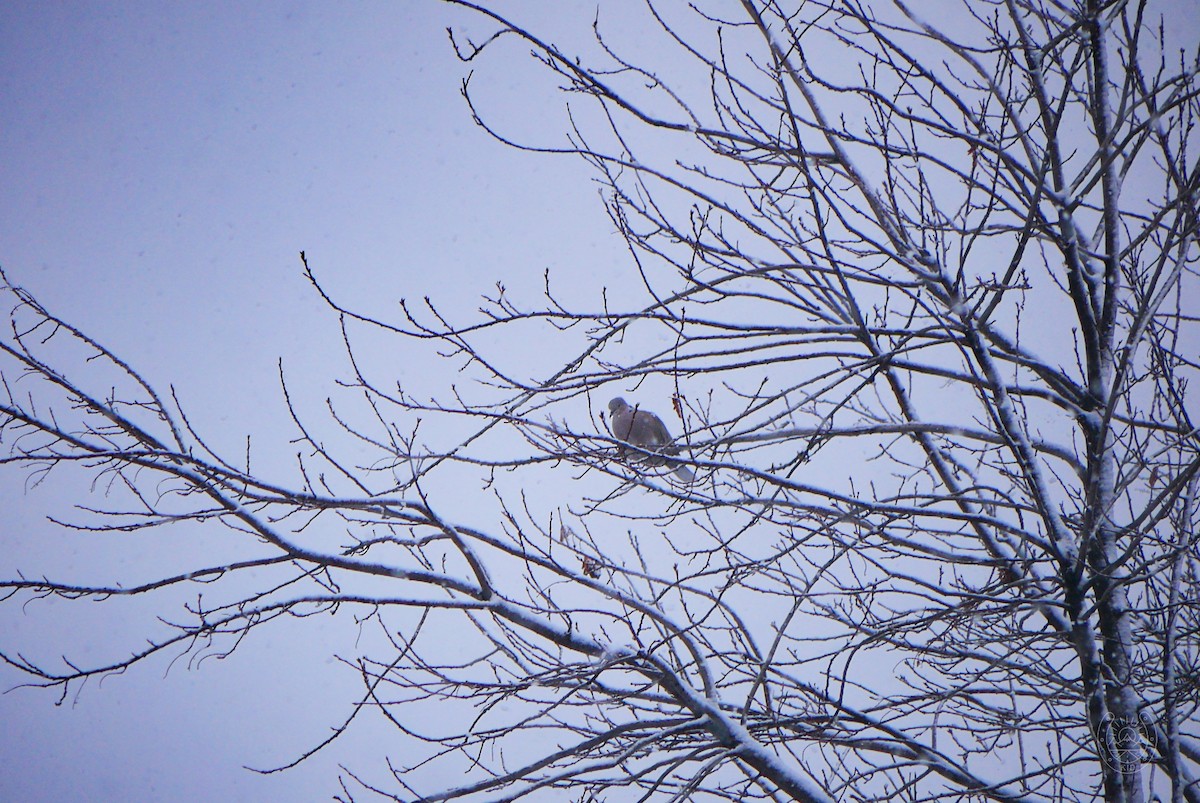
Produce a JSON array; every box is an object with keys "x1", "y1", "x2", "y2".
[
  {"x1": 5, "y1": 2, "x2": 1200, "y2": 801},
  {"x1": 0, "y1": 3, "x2": 637, "y2": 800}
]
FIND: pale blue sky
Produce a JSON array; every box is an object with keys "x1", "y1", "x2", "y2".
[
  {"x1": 0, "y1": 3, "x2": 627, "y2": 800},
  {"x1": 4, "y1": 2, "x2": 1199, "y2": 801}
]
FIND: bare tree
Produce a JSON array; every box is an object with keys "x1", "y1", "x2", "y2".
[{"x1": 3, "y1": 1, "x2": 1199, "y2": 800}]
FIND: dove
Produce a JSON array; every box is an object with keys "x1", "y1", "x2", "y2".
[{"x1": 608, "y1": 397, "x2": 695, "y2": 482}]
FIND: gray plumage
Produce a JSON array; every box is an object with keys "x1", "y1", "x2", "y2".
[{"x1": 608, "y1": 397, "x2": 695, "y2": 482}]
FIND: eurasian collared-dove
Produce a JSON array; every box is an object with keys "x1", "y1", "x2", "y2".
[{"x1": 608, "y1": 397, "x2": 695, "y2": 482}]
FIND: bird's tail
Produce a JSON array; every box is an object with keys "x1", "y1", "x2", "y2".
[{"x1": 671, "y1": 463, "x2": 695, "y2": 482}]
